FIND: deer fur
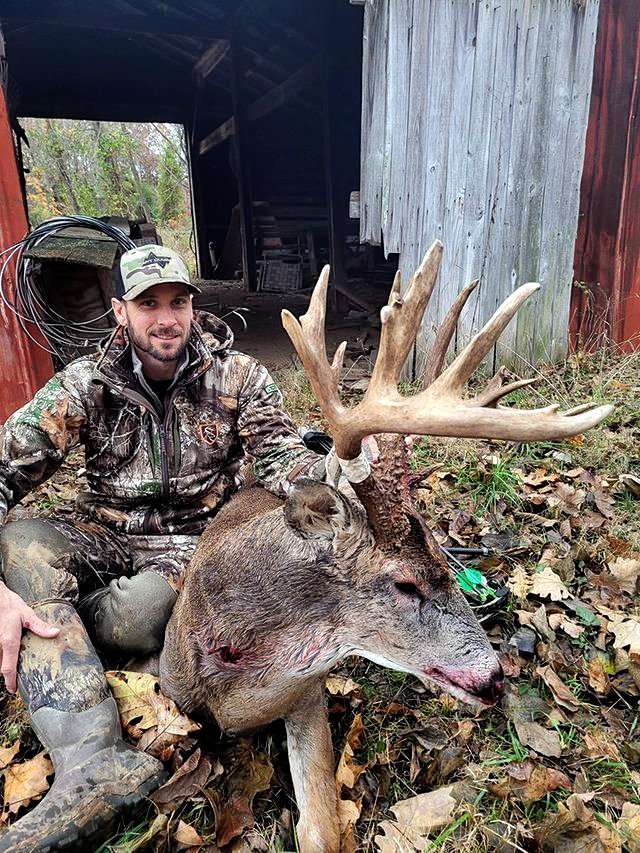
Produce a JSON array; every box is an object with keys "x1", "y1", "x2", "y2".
[
  {"x1": 160, "y1": 242, "x2": 611, "y2": 852},
  {"x1": 160, "y1": 481, "x2": 502, "y2": 853}
]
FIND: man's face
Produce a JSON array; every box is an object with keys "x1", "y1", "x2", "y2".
[{"x1": 111, "y1": 283, "x2": 193, "y2": 364}]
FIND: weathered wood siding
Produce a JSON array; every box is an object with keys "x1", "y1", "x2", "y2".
[{"x1": 360, "y1": 0, "x2": 600, "y2": 372}]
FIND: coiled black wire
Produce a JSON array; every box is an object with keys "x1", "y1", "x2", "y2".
[{"x1": 0, "y1": 215, "x2": 136, "y2": 360}]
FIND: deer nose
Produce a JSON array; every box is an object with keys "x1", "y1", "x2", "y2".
[{"x1": 475, "y1": 664, "x2": 504, "y2": 704}]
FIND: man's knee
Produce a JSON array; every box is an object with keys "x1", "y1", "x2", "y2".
[
  {"x1": 0, "y1": 519, "x2": 75, "y2": 603},
  {"x1": 93, "y1": 572, "x2": 178, "y2": 655}
]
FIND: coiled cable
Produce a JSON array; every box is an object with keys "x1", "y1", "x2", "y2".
[{"x1": 0, "y1": 215, "x2": 136, "y2": 360}]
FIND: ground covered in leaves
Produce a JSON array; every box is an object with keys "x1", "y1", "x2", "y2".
[{"x1": 1, "y1": 348, "x2": 639, "y2": 852}]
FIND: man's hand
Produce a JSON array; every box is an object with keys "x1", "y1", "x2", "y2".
[{"x1": 0, "y1": 584, "x2": 59, "y2": 693}]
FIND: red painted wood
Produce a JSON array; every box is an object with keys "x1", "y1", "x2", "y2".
[
  {"x1": 571, "y1": 0, "x2": 640, "y2": 350},
  {"x1": 0, "y1": 86, "x2": 52, "y2": 422}
]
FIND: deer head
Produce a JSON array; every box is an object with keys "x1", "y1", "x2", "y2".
[{"x1": 281, "y1": 241, "x2": 612, "y2": 705}]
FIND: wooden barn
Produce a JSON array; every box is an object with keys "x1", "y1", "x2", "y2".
[
  {"x1": 359, "y1": 0, "x2": 640, "y2": 372},
  {"x1": 0, "y1": 0, "x2": 639, "y2": 421}
]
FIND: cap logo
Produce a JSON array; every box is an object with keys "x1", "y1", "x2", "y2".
[{"x1": 143, "y1": 251, "x2": 171, "y2": 269}]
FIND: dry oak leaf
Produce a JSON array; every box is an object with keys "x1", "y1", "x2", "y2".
[
  {"x1": 1, "y1": 752, "x2": 53, "y2": 821},
  {"x1": 326, "y1": 675, "x2": 363, "y2": 699},
  {"x1": 338, "y1": 796, "x2": 363, "y2": 853},
  {"x1": 216, "y1": 748, "x2": 273, "y2": 848},
  {"x1": 507, "y1": 566, "x2": 531, "y2": 600},
  {"x1": 609, "y1": 618, "x2": 640, "y2": 657},
  {"x1": 106, "y1": 670, "x2": 201, "y2": 742},
  {"x1": 608, "y1": 556, "x2": 640, "y2": 595},
  {"x1": 374, "y1": 785, "x2": 458, "y2": 852},
  {"x1": 529, "y1": 566, "x2": 570, "y2": 601},
  {"x1": 514, "y1": 720, "x2": 562, "y2": 758}
]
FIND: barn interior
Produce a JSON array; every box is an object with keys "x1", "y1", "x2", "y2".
[{"x1": 1, "y1": 0, "x2": 394, "y2": 369}]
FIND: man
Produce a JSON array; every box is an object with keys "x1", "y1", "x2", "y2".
[{"x1": 0, "y1": 245, "x2": 369, "y2": 851}]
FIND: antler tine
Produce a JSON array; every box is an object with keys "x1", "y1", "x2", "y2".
[
  {"x1": 367, "y1": 240, "x2": 444, "y2": 398},
  {"x1": 282, "y1": 248, "x2": 613, "y2": 468},
  {"x1": 422, "y1": 278, "x2": 479, "y2": 388},
  {"x1": 475, "y1": 369, "x2": 538, "y2": 408},
  {"x1": 281, "y1": 265, "x2": 346, "y2": 424},
  {"x1": 427, "y1": 282, "x2": 540, "y2": 397}
]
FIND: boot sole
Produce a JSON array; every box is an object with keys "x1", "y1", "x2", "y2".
[{"x1": 0, "y1": 766, "x2": 167, "y2": 853}]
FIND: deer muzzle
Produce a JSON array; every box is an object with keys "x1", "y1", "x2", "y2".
[{"x1": 424, "y1": 661, "x2": 504, "y2": 706}]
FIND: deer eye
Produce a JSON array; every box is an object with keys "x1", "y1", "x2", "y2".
[{"x1": 394, "y1": 581, "x2": 425, "y2": 603}]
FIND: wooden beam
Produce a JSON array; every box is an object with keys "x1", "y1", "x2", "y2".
[
  {"x1": 230, "y1": 26, "x2": 257, "y2": 291},
  {"x1": 323, "y1": 0, "x2": 348, "y2": 310},
  {"x1": 199, "y1": 56, "x2": 322, "y2": 154},
  {"x1": 0, "y1": 9, "x2": 226, "y2": 40},
  {"x1": 194, "y1": 39, "x2": 230, "y2": 80}
]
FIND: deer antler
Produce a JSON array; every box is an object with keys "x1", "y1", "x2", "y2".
[{"x1": 282, "y1": 240, "x2": 612, "y2": 461}]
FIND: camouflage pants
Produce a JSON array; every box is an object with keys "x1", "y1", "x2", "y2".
[{"x1": 0, "y1": 513, "x2": 199, "y2": 607}]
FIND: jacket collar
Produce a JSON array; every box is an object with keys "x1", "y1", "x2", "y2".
[{"x1": 93, "y1": 310, "x2": 234, "y2": 394}]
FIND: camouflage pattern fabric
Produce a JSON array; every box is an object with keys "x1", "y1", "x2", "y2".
[
  {"x1": 0, "y1": 515, "x2": 198, "y2": 607},
  {"x1": 0, "y1": 311, "x2": 324, "y2": 537}
]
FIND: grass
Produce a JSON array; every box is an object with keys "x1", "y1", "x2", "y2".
[{"x1": 1, "y1": 346, "x2": 639, "y2": 852}]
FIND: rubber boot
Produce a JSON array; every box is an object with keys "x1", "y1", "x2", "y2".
[
  {"x1": 0, "y1": 601, "x2": 166, "y2": 852},
  {"x1": 78, "y1": 572, "x2": 178, "y2": 655}
]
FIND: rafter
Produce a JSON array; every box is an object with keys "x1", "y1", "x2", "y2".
[{"x1": 199, "y1": 56, "x2": 322, "y2": 154}]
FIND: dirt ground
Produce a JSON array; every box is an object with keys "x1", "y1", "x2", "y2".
[{"x1": 193, "y1": 280, "x2": 381, "y2": 372}]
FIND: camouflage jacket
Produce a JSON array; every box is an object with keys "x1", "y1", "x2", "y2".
[{"x1": 0, "y1": 312, "x2": 324, "y2": 535}]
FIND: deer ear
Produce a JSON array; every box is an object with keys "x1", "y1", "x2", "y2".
[{"x1": 284, "y1": 480, "x2": 352, "y2": 540}]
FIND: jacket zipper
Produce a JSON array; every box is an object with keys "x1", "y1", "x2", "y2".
[{"x1": 94, "y1": 363, "x2": 210, "y2": 503}]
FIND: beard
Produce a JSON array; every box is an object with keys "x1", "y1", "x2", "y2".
[{"x1": 129, "y1": 326, "x2": 189, "y2": 363}]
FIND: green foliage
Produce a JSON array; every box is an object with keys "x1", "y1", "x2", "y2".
[
  {"x1": 22, "y1": 119, "x2": 195, "y2": 270},
  {"x1": 157, "y1": 142, "x2": 184, "y2": 222}
]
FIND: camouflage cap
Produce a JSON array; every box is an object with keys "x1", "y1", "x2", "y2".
[{"x1": 117, "y1": 245, "x2": 201, "y2": 301}]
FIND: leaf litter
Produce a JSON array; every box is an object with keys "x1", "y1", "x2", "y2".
[{"x1": 1, "y1": 350, "x2": 639, "y2": 850}]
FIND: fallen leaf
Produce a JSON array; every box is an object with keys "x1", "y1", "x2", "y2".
[
  {"x1": 620, "y1": 474, "x2": 640, "y2": 496},
  {"x1": 514, "y1": 720, "x2": 562, "y2": 758},
  {"x1": 336, "y1": 713, "x2": 366, "y2": 791},
  {"x1": 1, "y1": 752, "x2": 53, "y2": 821},
  {"x1": 0, "y1": 742, "x2": 20, "y2": 771},
  {"x1": 507, "y1": 566, "x2": 531, "y2": 600},
  {"x1": 593, "y1": 487, "x2": 615, "y2": 518},
  {"x1": 106, "y1": 670, "x2": 200, "y2": 758},
  {"x1": 548, "y1": 483, "x2": 586, "y2": 516},
  {"x1": 587, "y1": 657, "x2": 611, "y2": 696},
  {"x1": 536, "y1": 792, "x2": 622, "y2": 853},
  {"x1": 608, "y1": 557, "x2": 640, "y2": 595},
  {"x1": 216, "y1": 747, "x2": 273, "y2": 847},
  {"x1": 536, "y1": 665, "x2": 580, "y2": 712},
  {"x1": 375, "y1": 785, "x2": 458, "y2": 851},
  {"x1": 617, "y1": 802, "x2": 640, "y2": 852},
  {"x1": 583, "y1": 728, "x2": 621, "y2": 761},
  {"x1": 505, "y1": 759, "x2": 572, "y2": 803},
  {"x1": 609, "y1": 618, "x2": 640, "y2": 656},
  {"x1": 338, "y1": 796, "x2": 362, "y2": 853},
  {"x1": 530, "y1": 566, "x2": 570, "y2": 601},
  {"x1": 174, "y1": 819, "x2": 204, "y2": 850},
  {"x1": 152, "y1": 748, "x2": 218, "y2": 813},
  {"x1": 326, "y1": 675, "x2": 362, "y2": 699},
  {"x1": 531, "y1": 605, "x2": 557, "y2": 642}
]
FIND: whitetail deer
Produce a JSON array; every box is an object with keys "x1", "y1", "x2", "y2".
[{"x1": 160, "y1": 241, "x2": 611, "y2": 853}]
